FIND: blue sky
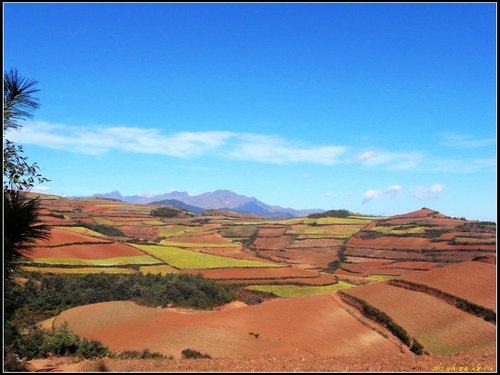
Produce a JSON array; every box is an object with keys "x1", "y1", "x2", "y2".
[{"x1": 4, "y1": 3, "x2": 497, "y2": 221}]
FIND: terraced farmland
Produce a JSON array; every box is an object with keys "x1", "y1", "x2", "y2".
[{"x1": 342, "y1": 280, "x2": 496, "y2": 354}]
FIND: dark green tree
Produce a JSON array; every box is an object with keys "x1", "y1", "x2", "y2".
[
  {"x1": 3, "y1": 68, "x2": 51, "y2": 275},
  {"x1": 4, "y1": 68, "x2": 49, "y2": 191},
  {"x1": 3, "y1": 70, "x2": 52, "y2": 369}
]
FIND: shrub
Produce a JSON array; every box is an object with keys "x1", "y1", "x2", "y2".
[
  {"x1": 75, "y1": 221, "x2": 125, "y2": 237},
  {"x1": 181, "y1": 348, "x2": 211, "y2": 359},
  {"x1": 13, "y1": 323, "x2": 110, "y2": 359},
  {"x1": 151, "y1": 207, "x2": 180, "y2": 218},
  {"x1": 308, "y1": 209, "x2": 351, "y2": 219}
]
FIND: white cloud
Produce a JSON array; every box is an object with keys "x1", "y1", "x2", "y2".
[
  {"x1": 414, "y1": 184, "x2": 445, "y2": 200},
  {"x1": 354, "y1": 150, "x2": 425, "y2": 170},
  {"x1": 6, "y1": 121, "x2": 348, "y2": 165},
  {"x1": 362, "y1": 190, "x2": 383, "y2": 204},
  {"x1": 229, "y1": 133, "x2": 347, "y2": 165},
  {"x1": 386, "y1": 184, "x2": 403, "y2": 197},
  {"x1": 355, "y1": 151, "x2": 378, "y2": 161},
  {"x1": 362, "y1": 185, "x2": 403, "y2": 204}
]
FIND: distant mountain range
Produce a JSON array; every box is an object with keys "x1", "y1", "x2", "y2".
[{"x1": 89, "y1": 190, "x2": 324, "y2": 219}]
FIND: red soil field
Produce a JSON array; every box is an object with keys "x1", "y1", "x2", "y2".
[
  {"x1": 344, "y1": 248, "x2": 427, "y2": 260},
  {"x1": 51, "y1": 295, "x2": 403, "y2": 359},
  {"x1": 257, "y1": 226, "x2": 289, "y2": 237},
  {"x1": 38, "y1": 216, "x2": 72, "y2": 226},
  {"x1": 217, "y1": 273, "x2": 339, "y2": 286},
  {"x1": 117, "y1": 225, "x2": 159, "y2": 240},
  {"x1": 348, "y1": 236, "x2": 432, "y2": 249},
  {"x1": 399, "y1": 260, "x2": 496, "y2": 312},
  {"x1": 101, "y1": 217, "x2": 152, "y2": 222},
  {"x1": 343, "y1": 283, "x2": 496, "y2": 354},
  {"x1": 180, "y1": 267, "x2": 319, "y2": 280},
  {"x1": 26, "y1": 242, "x2": 147, "y2": 260},
  {"x1": 254, "y1": 235, "x2": 296, "y2": 250},
  {"x1": 383, "y1": 217, "x2": 465, "y2": 226},
  {"x1": 286, "y1": 238, "x2": 343, "y2": 248},
  {"x1": 168, "y1": 234, "x2": 232, "y2": 244},
  {"x1": 25, "y1": 351, "x2": 497, "y2": 373},
  {"x1": 379, "y1": 261, "x2": 441, "y2": 271},
  {"x1": 390, "y1": 208, "x2": 441, "y2": 219},
  {"x1": 195, "y1": 248, "x2": 266, "y2": 262},
  {"x1": 272, "y1": 249, "x2": 339, "y2": 270},
  {"x1": 35, "y1": 227, "x2": 110, "y2": 247}
]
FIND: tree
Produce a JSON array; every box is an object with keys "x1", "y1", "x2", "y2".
[
  {"x1": 3, "y1": 69, "x2": 51, "y2": 274},
  {"x1": 3, "y1": 68, "x2": 48, "y2": 191},
  {"x1": 3, "y1": 70, "x2": 52, "y2": 366},
  {"x1": 4, "y1": 190, "x2": 51, "y2": 274}
]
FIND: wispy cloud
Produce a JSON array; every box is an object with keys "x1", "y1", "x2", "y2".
[
  {"x1": 353, "y1": 150, "x2": 425, "y2": 170},
  {"x1": 439, "y1": 132, "x2": 496, "y2": 149},
  {"x1": 6, "y1": 121, "x2": 347, "y2": 165},
  {"x1": 7, "y1": 121, "x2": 232, "y2": 157},
  {"x1": 414, "y1": 184, "x2": 445, "y2": 200},
  {"x1": 362, "y1": 184, "x2": 403, "y2": 204},
  {"x1": 229, "y1": 133, "x2": 347, "y2": 165}
]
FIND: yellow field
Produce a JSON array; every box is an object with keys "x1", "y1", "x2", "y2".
[{"x1": 131, "y1": 244, "x2": 283, "y2": 269}]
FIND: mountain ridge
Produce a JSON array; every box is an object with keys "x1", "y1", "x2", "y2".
[{"x1": 88, "y1": 189, "x2": 324, "y2": 219}]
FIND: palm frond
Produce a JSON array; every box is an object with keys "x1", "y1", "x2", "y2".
[
  {"x1": 3, "y1": 68, "x2": 40, "y2": 131},
  {"x1": 4, "y1": 190, "x2": 51, "y2": 272}
]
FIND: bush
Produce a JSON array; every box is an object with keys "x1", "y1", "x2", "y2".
[
  {"x1": 181, "y1": 348, "x2": 211, "y2": 359},
  {"x1": 151, "y1": 207, "x2": 180, "y2": 218},
  {"x1": 308, "y1": 209, "x2": 351, "y2": 219},
  {"x1": 114, "y1": 349, "x2": 167, "y2": 359},
  {"x1": 75, "y1": 221, "x2": 125, "y2": 237},
  {"x1": 15, "y1": 272, "x2": 235, "y2": 324},
  {"x1": 13, "y1": 323, "x2": 110, "y2": 360}
]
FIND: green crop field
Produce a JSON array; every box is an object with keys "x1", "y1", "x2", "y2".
[
  {"x1": 453, "y1": 237, "x2": 496, "y2": 244},
  {"x1": 371, "y1": 225, "x2": 427, "y2": 235},
  {"x1": 29, "y1": 255, "x2": 162, "y2": 267},
  {"x1": 131, "y1": 244, "x2": 283, "y2": 269},
  {"x1": 246, "y1": 281, "x2": 354, "y2": 298},
  {"x1": 288, "y1": 224, "x2": 365, "y2": 239},
  {"x1": 366, "y1": 274, "x2": 399, "y2": 281},
  {"x1": 141, "y1": 220, "x2": 166, "y2": 226},
  {"x1": 159, "y1": 239, "x2": 240, "y2": 248},
  {"x1": 63, "y1": 226, "x2": 112, "y2": 238},
  {"x1": 92, "y1": 217, "x2": 115, "y2": 225},
  {"x1": 21, "y1": 266, "x2": 136, "y2": 274},
  {"x1": 157, "y1": 225, "x2": 202, "y2": 237}
]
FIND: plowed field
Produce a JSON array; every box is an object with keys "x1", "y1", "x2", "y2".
[{"x1": 50, "y1": 295, "x2": 403, "y2": 359}]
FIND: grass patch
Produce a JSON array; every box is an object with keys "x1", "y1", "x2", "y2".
[
  {"x1": 131, "y1": 244, "x2": 282, "y2": 269},
  {"x1": 366, "y1": 274, "x2": 400, "y2": 281},
  {"x1": 142, "y1": 220, "x2": 165, "y2": 226},
  {"x1": 29, "y1": 255, "x2": 162, "y2": 266},
  {"x1": 245, "y1": 281, "x2": 354, "y2": 298},
  {"x1": 63, "y1": 226, "x2": 112, "y2": 238}
]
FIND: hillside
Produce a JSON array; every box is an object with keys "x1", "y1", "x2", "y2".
[{"x1": 13, "y1": 193, "x2": 497, "y2": 372}]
